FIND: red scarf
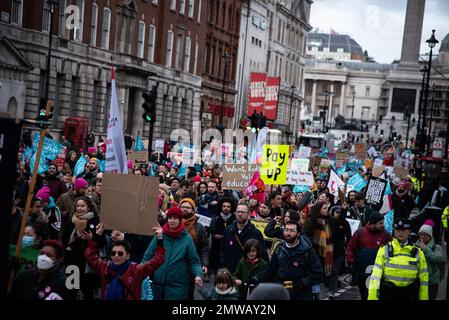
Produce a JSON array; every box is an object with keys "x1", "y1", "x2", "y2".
[
  {"x1": 162, "y1": 222, "x2": 185, "y2": 238},
  {"x1": 246, "y1": 257, "x2": 260, "y2": 265}
]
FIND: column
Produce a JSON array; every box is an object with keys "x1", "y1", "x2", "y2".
[
  {"x1": 328, "y1": 82, "x2": 334, "y2": 124},
  {"x1": 311, "y1": 80, "x2": 317, "y2": 115},
  {"x1": 339, "y1": 82, "x2": 346, "y2": 116}
]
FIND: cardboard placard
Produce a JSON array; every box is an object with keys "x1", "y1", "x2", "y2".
[
  {"x1": 102, "y1": 173, "x2": 159, "y2": 235},
  {"x1": 372, "y1": 165, "x2": 385, "y2": 177},
  {"x1": 364, "y1": 159, "x2": 373, "y2": 169},
  {"x1": 393, "y1": 166, "x2": 409, "y2": 179},
  {"x1": 365, "y1": 177, "x2": 387, "y2": 207},
  {"x1": 261, "y1": 145, "x2": 289, "y2": 185},
  {"x1": 128, "y1": 151, "x2": 148, "y2": 163},
  {"x1": 222, "y1": 164, "x2": 260, "y2": 190},
  {"x1": 286, "y1": 170, "x2": 315, "y2": 186},
  {"x1": 336, "y1": 151, "x2": 349, "y2": 161},
  {"x1": 355, "y1": 143, "x2": 366, "y2": 160}
]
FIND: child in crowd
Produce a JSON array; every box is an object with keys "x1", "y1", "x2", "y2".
[{"x1": 197, "y1": 268, "x2": 239, "y2": 300}]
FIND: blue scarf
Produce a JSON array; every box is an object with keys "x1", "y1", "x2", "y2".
[{"x1": 106, "y1": 260, "x2": 131, "y2": 300}]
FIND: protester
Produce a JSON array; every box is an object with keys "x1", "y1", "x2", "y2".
[
  {"x1": 141, "y1": 206, "x2": 203, "y2": 300},
  {"x1": 84, "y1": 223, "x2": 165, "y2": 300},
  {"x1": 10, "y1": 240, "x2": 77, "y2": 300},
  {"x1": 219, "y1": 203, "x2": 268, "y2": 273},
  {"x1": 392, "y1": 181, "x2": 416, "y2": 219},
  {"x1": 347, "y1": 192, "x2": 376, "y2": 226},
  {"x1": 346, "y1": 211, "x2": 391, "y2": 300},
  {"x1": 415, "y1": 220, "x2": 445, "y2": 300},
  {"x1": 56, "y1": 178, "x2": 89, "y2": 225},
  {"x1": 197, "y1": 268, "x2": 239, "y2": 300},
  {"x1": 77, "y1": 158, "x2": 100, "y2": 186}
]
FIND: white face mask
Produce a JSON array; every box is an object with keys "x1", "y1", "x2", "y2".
[{"x1": 37, "y1": 254, "x2": 55, "y2": 271}]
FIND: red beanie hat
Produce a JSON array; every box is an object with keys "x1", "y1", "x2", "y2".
[
  {"x1": 166, "y1": 206, "x2": 183, "y2": 220},
  {"x1": 36, "y1": 186, "x2": 51, "y2": 203},
  {"x1": 193, "y1": 175, "x2": 202, "y2": 183},
  {"x1": 74, "y1": 178, "x2": 89, "y2": 190}
]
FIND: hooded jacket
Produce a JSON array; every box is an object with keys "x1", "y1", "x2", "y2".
[
  {"x1": 141, "y1": 229, "x2": 203, "y2": 300},
  {"x1": 197, "y1": 285, "x2": 239, "y2": 300},
  {"x1": 219, "y1": 220, "x2": 268, "y2": 273},
  {"x1": 252, "y1": 236, "x2": 323, "y2": 300}
]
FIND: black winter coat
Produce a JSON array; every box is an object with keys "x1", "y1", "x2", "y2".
[{"x1": 219, "y1": 220, "x2": 268, "y2": 273}]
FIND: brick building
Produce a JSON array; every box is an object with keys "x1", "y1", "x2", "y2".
[
  {"x1": 0, "y1": 0, "x2": 206, "y2": 147},
  {"x1": 201, "y1": 0, "x2": 243, "y2": 131}
]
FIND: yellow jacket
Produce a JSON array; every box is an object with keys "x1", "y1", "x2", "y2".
[
  {"x1": 368, "y1": 238, "x2": 429, "y2": 300},
  {"x1": 411, "y1": 177, "x2": 420, "y2": 193},
  {"x1": 442, "y1": 206, "x2": 449, "y2": 229}
]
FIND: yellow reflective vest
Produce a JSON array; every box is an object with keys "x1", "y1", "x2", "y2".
[
  {"x1": 368, "y1": 238, "x2": 429, "y2": 300},
  {"x1": 411, "y1": 177, "x2": 420, "y2": 193},
  {"x1": 442, "y1": 206, "x2": 449, "y2": 229}
]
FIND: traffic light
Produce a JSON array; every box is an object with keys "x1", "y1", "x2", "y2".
[
  {"x1": 141, "y1": 82, "x2": 158, "y2": 123},
  {"x1": 35, "y1": 98, "x2": 53, "y2": 128}
]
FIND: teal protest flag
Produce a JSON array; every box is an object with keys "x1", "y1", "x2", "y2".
[
  {"x1": 134, "y1": 134, "x2": 145, "y2": 151},
  {"x1": 29, "y1": 133, "x2": 63, "y2": 174},
  {"x1": 177, "y1": 164, "x2": 187, "y2": 177},
  {"x1": 384, "y1": 210, "x2": 394, "y2": 234},
  {"x1": 293, "y1": 185, "x2": 309, "y2": 194},
  {"x1": 74, "y1": 156, "x2": 88, "y2": 176},
  {"x1": 336, "y1": 164, "x2": 347, "y2": 176},
  {"x1": 99, "y1": 160, "x2": 106, "y2": 172},
  {"x1": 347, "y1": 173, "x2": 367, "y2": 192}
]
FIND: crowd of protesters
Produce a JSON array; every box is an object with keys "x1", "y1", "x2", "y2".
[{"x1": 4, "y1": 130, "x2": 449, "y2": 301}]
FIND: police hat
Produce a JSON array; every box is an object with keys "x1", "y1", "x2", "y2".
[{"x1": 393, "y1": 218, "x2": 412, "y2": 230}]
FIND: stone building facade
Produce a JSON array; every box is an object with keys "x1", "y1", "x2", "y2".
[{"x1": 0, "y1": 0, "x2": 206, "y2": 147}]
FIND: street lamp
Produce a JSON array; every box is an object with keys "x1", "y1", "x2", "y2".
[
  {"x1": 349, "y1": 91, "x2": 355, "y2": 140},
  {"x1": 427, "y1": 84, "x2": 436, "y2": 154},
  {"x1": 41, "y1": 0, "x2": 59, "y2": 119},
  {"x1": 421, "y1": 30, "x2": 439, "y2": 156},
  {"x1": 404, "y1": 105, "x2": 415, "y2": 149},
  {"x1": 322, "y1": 87, "x2": 334, "y2": 133},
  {"x1": 416, "y1": 65, "x2": 427, "y2": 155},
  {"x1": 220, "y1": 51, "x2": 231, "y2": 128}
]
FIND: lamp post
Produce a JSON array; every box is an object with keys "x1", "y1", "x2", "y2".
[
  {"x1": 421, "y1": 30, "x2": 439, "y2": 156},
  {"x1": 323, "y1": 87, "x2": 334, "y2": 133},
  {"x1": 416, "y1": 66, "x2": 427, "y2": 155},
  {"x1": 426, "y1": 84, "x2": 436, "y2": 155},
  {"x1": 404, "y1": 105, "x2": 415, "y2": 150},
  {"x1": 349, "y1": 91, "x2": 355, "y2": 140},
  {"x1": 42, "y1": 0, "x2": 59, "y2": 114},
  {"x1": 220, "y1": 51, "x2": 231, "y2": 128},
  {"x1": 288, "y1": 85, "x2": 295, "y2": 144}
]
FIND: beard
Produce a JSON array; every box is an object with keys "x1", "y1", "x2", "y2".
[{"x1": 285, "y1": 235, "x2": 298, "y2": 244}]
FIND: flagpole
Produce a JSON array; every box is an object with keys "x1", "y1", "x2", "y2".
[{"x1": 8, "y1": 101, "x2": 52, "y2": 293}]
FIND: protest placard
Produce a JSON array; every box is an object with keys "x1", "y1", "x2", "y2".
[
  {"x1": 290, "y1": 158, "x2": 310, "y2": 172},
  {"x1": 298, "y1": 146, "x2": 312, "y2": 159},
  {"x1": 155, "y1": 140, "x2": 165, "y2": 154},
  {"x1": 196, "y1": 206, "x2": 213, "y2": 228},
  {"x1": 128, "y1": 151, "x2": 148, "y2": 163},
  {"x1": 393, "y1": 166, "x2": 409, "y2": 179},
  {"x1": 261, "y1": 145, "x2": 289, "y2": 185},
  {"x1": 374, "y1": 158, "x2": 383, "y2": 167},
  {"x1": 372, "y1": 165, "x2": 385, "y2": 177},
  {"x1": 9, "y1": 245, "x2": 39, "y2": 276},
  {"x1": 182, "y1": 148, "x2": 195, "y2": 166},
  {"x1": 367, "y1": 146, "x2": 378, "y2": 158},
  {"x1": 336, "y1": 151, "x2": 349, "y2": 161},
  {"x1": 102, "y1": 173, "x2": 159, "y2": 235},
  {"x1": 251, "y1": 219, "x2": 273, "y2": 241},
  {"x1": 222, "y1": 164, "x2": 260, "y2": 190},
  {"x1": 53, "y1": 146, "x2": 67, "y2": 170},
  {"x1": 355, "y1": 143, "x2": 366, "y2": 160},
  {"x1": 327, "y1": 169, "x2": 345, "y2": 202},
  {"x1": 286, "y1": 170, "x2": 315, "y2": 186},
  {"x1": 347, "y1": 173, "x2": 367, "y2": 192},
  {"x1": 364, "y1": 159, "x2": 373, "y2": 169},
  {"x1": 365, "y1": 177, "x2": 387, "y2": 208}
]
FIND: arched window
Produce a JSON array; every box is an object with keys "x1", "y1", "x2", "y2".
[{"x1": 7, "y1": 97, "x2": 18, "y2": 118}]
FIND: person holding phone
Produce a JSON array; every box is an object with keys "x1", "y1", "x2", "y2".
[{"x1": 84, "y1": 223, "x2": 165, "y2": 300}]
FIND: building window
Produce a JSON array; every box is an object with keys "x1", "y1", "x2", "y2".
[
  {"x1": 101, "y1": 8, "x2": 111, "y2": 49},
  {"x1": 362, "y1": 106, "x2": 370, "y2": 120},
  {"x1": 180, "y1": 0, "x2": 185, "y2": 15},
  {"x1": 148, "y1": 25, "x2": 156, "y2": 62},
  {"x1": 69, "y1": 76, "x2": 78, "y2": 117},
  {"x1": 166, "y1": 30, "x2": 174, "y2": 67},
  {"x1": 42, "y1": 1, "x2": 51, "y2": 32},
  {"x1": 175, "y1": 33, "x2": 184, "y2": 70},
  {"x1": 350, "y1": 85, "x2": 355, "y2": 95},
  {"x1": 365, "y1": 86, "x2": 370, "y2": 97},
  {"x1": 73, "y1": 0, "x2": 84, "y2": 41},
  {"x1": 90, "y1": 3, "x2": 98, "y2": 46},
  {"x1": 184, "y1": 36, "x2": 191, "y2": 72},
  {"x1": 197, "y1": 0, "x2": 201, "y2": 23},
  {"x1": 188, "y1": 0, "x2": 194, "y2": 18},
  {"x1": 103, "y1": 83, "x2": 111, "y2": 132},
  {"x1": 137, "y1": 21, "x2": 145, "y2": 58},
  {"x1": 193, "y1": 40, "x2": 199, "y2": 74},
  {"x1": 59, "y1": 0, "x2": 69, "y2": 37},
  {"x1": 11, "y1": 0, "x2": 23, "y2": 25},
  {"x1": 170, "y1": 0, "x2": 176, "y2": 11}
]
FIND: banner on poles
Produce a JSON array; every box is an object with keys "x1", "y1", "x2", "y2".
[
  {"x1": 264, "y1": 77, "x2": 280, "y2": 120},
  {"x1": 247, "y1": 72, "x2": 267, "y2": 116},
  {"x1": 261, "y1": 145, "x2": 289, "y2": 185}
]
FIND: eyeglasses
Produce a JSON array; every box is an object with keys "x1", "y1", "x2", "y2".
[
  {"x1": 111, "y1": 251, "x2": 125, "y2": 257},
  {"x1": 236, "y1": 210, "x2": 248, "y2": 214}
]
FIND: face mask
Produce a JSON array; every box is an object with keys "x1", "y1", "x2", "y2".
[
  {"x1": 22, "y1": 236, "x2": 34, "y2": 248},
  {"x1": 37, "y1": 254, "x2": 55, "y2": 271}
]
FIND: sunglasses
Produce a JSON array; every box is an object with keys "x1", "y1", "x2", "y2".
[{"x1": 111, "y1": 251, "x2": 125, "y2": 257}]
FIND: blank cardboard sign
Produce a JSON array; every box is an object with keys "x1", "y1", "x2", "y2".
[{"x1": 101, "y1": 173, "x2": 159, "y2": 236}]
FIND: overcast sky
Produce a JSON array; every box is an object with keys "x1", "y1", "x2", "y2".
[{"x1": 309, "y1": 0, "x2": 449, "y2": 64}]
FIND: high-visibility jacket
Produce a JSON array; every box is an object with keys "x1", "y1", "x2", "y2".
[
  {"x1": 442, "y1": 206, "x2": 449, "y2": 229},
  {"x1": 368, "y1": 238, "x2": 429, "y2": 300},
  {"x1": 411, "y1": 177, "x2": 420, "y2": 193}
]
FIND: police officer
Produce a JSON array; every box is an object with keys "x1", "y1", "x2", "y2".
[{"x1": 368, "y1": 218, "x2": 429, "y2": 300}]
